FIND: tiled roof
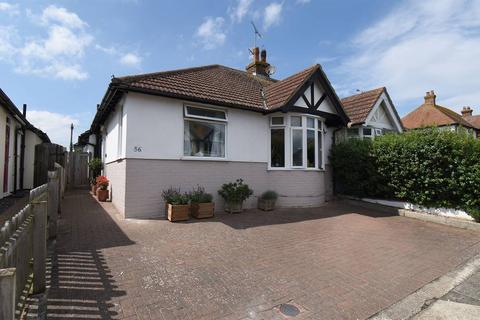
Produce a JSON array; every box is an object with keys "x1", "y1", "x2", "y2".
[
  {"x1": 263, "y1": 65, "x2": 319, "y2": 109},
  {"x1": 402, "y1": 103, "x2": 475, "y2": 129},
  {"x1": 114, "y1": 64, "x2": 319, "y2": 111},
  {"x1": 464, "y1": 115, "x2": 480, "y2": 129},
  {"x1": 340, "y1": 87, "x2": 385, "y2": 125}
]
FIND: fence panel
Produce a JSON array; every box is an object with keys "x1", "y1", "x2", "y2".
[{"x1": 0, "y1": 183, "x2": 50, "y2": 319}]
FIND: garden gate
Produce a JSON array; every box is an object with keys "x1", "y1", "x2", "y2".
[{"x1": 67, "y1": 152, "x2": 90, "y2": 188}]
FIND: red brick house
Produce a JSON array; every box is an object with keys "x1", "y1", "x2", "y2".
[{"x1": 402, "y1": 90, "x2": 478, "y2": 138}]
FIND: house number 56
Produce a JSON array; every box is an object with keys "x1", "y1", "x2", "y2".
[{"x1": 134, "y1": 146, "x2": 142, "y2": 152}]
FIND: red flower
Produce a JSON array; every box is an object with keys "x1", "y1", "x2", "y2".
[{"x1": 96, "y1": 176, "x2": 109, "y2": 190}]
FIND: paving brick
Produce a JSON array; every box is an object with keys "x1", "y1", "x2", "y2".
[{"x1": 42, "y1": 190, "x2": 480, "y2": 319}]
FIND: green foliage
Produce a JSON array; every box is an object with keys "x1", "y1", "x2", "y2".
[
  {"x1": 88, "y1": 158, "x2": 103, "y2": 178},
  {"x1": 218, "y1": 179, "x2": 253, "y2": 203},
  {"x1": 331, "y1": 128, "x2": 480, "y2": 221},
  {"x1": 330, "y1": 138, "x2": 389, "y2": 198},
  {"x1": 161, "y1": 187, "x2": 189, "y2": 205},
  {"x1": 260, "y1": 190, "x2": 278, "y2": 200},
  {"x1": 189, "y1": 185, "x2": 213, "y2": 203}
]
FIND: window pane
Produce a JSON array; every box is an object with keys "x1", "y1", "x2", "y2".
[
  {"x1": 186, "y1": 106, "x2": 226, "y2": 120},
  {"x1": 307, "y1": 130, "x2": 315, "y2": 167},
  {"x1": 270, "y1": 129, "x2": 285, "y2": 167},
  {"x1": 307, "y1": 118, "x2": 315, "y2": 128},
  {"x1": 292, "y1": 129, "x2": 303, "y2": 166},
  {"x1": 318, "y1": 130, "x2": 323, "y2": 169},
  {"x1": 184, "y1": 120, "x2": 225, "y2": 157},
  {"x1": 271, "y1": 117, "x2": 284, "y2": 125},
  {"x1": 363, "y1": 128, "x2": 372, "y2": 136},
  {"x1": 291, "y1": 116, "x2": 302, "y2": 127}
]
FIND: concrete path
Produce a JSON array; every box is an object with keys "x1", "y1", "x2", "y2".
[{"x1": 25, "y1": 190, "x2": 480, "y2": 319}]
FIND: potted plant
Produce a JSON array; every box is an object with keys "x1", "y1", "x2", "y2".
[
  {"x1": 258, "y1": 191, "x2": 278, "y2": 211},
  {"x1": 88, "y1": 158, "x2": 103, "y2": 193},
  {"x1": 96, "y1": 176, "x2": 109, "y2": 202},
  {"x1": 218, "y1": 179, "x2": 253, "y2": 213},
  {"x1": 162, "y1": 187, "x2": 190, "y2": 222},
  {"x1": 189, "y1": 186, "x2": 214, "y2": 219}
]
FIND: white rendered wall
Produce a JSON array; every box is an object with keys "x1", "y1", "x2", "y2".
[
  {"x1": 103, "y1": 99, "x2": 126, "y2": 163},
  {"x1": 123, "y1": 93, "x2": 269, "y2": 162},
  {"x1": 24, "y1": 129, "x2": 43, "y2": 189}
]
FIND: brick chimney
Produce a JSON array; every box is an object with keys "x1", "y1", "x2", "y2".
[
  {"x1": 246, "y1": 47, "x2": 270, "y2": 77},
  {"x1": 461, "y1": 106, "x2": 473, "y2": 117},
  {"x1": 424, "y1": 90, "x2": 436, "y2": 105}
]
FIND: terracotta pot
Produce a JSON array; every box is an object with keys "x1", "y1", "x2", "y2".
[
  {"x1": 97, "y1": 189, "x2": 109, "y2": 202},
  {"x1": 91, "y1": 184, "x2": 98, "y2": 195},
  {"x1": 191, "y1": 202, "x2": 215, "y2": 219},
  {"x1": 258, "y1": 199, "x2": 276, "y2": 211},
  {"x1": 167, "y1": 203, "x2": 190, "y2": 222},
  {"x1": 225, "y1": 201, "x2": 243, "y2": 213}
]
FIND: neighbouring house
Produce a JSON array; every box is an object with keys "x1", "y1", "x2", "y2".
[
  {"x1": 460, "y1": 106, "x2": 480, "y2": 137},
  {"x1": 74, "y1": 129, "x2": 97, "y2": 155},
  {"x1": 0, "y1": 88, "x2": 50, "y2": 197},
  {"x1": 402, "y1": 90, "x2": 478, "y2": 137},
  {"x1": 86, "y1": 48, "x2": 351, "y2": 218},
  {"x1": 338, "y1": 87, "x2": 403, "y2": 141}
]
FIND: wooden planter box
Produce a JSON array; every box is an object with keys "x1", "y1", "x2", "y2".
[
  {"x1": 258, "y1": 199, "x2": 276, "y2": 211},
  {"x1": 91, "y1": 184, "x2": 98, "y2": 195},
  {"x1": 225, "y1": 201, "x2": 243, "y2": 214},
  {"x1": 97, "y1": 189, "x2": 109, "y2": 202},
  {"x1": 191, "y1": 202, "x2": 215, "y2": 219},
  {"x1": 167, "y1": 204, "x2": 190, "y2": 222}
]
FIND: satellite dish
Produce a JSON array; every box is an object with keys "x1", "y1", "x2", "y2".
[{"x1": 267, "y1": 65, "x2": 276, "y2": 76}]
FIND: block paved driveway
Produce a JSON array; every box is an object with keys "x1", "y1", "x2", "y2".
[{"x1": 43, "y1": 190, "x2": 480, "y2": 320}]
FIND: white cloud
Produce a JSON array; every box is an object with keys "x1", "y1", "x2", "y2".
[
  {"x1": 0, "y1": 5, "x2": 93, "y2": 80},
  {"x1": 296, "y1": 0, "x2": 311, "y2": 4},
  {"x1": 336, "y1": 0, "x2": 480, "y2": 113},
  {"x1": 230, "y1": 0, "x2": 254, "y2": 23},
  {"x1": 196, "y1": 17, "x2": 226, "y2": 50},
  {"x1": 0, "y1": 2, "x2": 19, "y2": 15},
  {"x1": 120, "y1": 52, "x2": 141, "y2": 67},
  {"x1": 263, "y1": 2, "x2": 283, "y2": 30},
  {"x1": 26, "y1": 110, "x2": 79, "y2": 147},
  {"x1": 40, "y1": 5, "x2": 87, "y2": 29}
]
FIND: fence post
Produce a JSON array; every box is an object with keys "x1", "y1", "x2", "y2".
[
  {"x1": 48, "y1": 171, "x2": 59, "y2": 238},
  {"x1": 0, "y1": 267, "x2": 16, "y2": 320},
  {"x1": 32, "y1": 198, "x2": 47, "y2": 294}
]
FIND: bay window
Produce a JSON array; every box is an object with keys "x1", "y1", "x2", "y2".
[
  {"x1": 270, "y1": 114, "x2": 325, "y2": 170},
  {"x1": 184, "y1": 105, "x2": 226, "y2": 158}
]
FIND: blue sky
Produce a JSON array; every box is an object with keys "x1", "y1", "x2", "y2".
[{"x1": 1, "y1": 0, "x2": 479, "y2": 146}]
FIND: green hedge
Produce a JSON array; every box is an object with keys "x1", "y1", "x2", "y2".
[{"x1": 331, "y1": 128, "x2": 480, "y2": 219}]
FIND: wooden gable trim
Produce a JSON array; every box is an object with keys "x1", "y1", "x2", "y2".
[{"x1": 281, "y1": 68, "x2": 349, "y2": 124}]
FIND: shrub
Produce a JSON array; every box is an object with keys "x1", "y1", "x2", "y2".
[
  {"x1": 189, "y1": 186, "x2": 213, "y2": 203},
  {"x1": 260, "y1": 190, "x2": 278, "y2": 200},
  {"x1": 96, "y1": 176, "x2": 109, "y2": 190},
  {"x1": 88, "y1": 158, "x2": 103, "y2": 178},
  {"x1": 218, "y1": 179, "x2": 253, "y2": 203},
  {"x1": 331, "y1": 128, "x2": 480, "y2": 221},
  {"x1": 161, "y1": 187, "x2": 189, "y2": 205}
]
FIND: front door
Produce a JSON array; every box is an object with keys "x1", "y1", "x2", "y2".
[{"x1": 3, "y1": 117, "x2": 10, "y2": 193}]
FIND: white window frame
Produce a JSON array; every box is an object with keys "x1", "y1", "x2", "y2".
[
  {"x1": 269, "y1": 114, "x2": 325, "y2": 171},
  {"x1": 183, "y1": 104, "x2": 228, "y2": 160},
  {"x1": 184, "y1": 105, "x2": 227, "y2": 122}
]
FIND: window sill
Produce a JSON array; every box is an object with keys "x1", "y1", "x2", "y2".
[{"x1": 181, "y1": 156, "x2": 228, "y2": 162}]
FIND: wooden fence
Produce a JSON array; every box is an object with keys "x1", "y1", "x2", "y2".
[{"x1": 0, "y1": 166, "x2": 62, "y2": 319}]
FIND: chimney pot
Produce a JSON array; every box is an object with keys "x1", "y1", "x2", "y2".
[
  {"x1": 461, "y1": 106, "x2": 473, "y2": 117},
  {"x1": 261, "y1": 49, "x2": 267, "y2": 63},
  {"x1": 253, "y1": 47, "x2": 259, "y2": 63},
  {"x1": 424, "y1": 90, "x2": 436, "y2": 105},
  {"x1": 22, "y1": 104, "x2": 27, "y2": 117}
]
